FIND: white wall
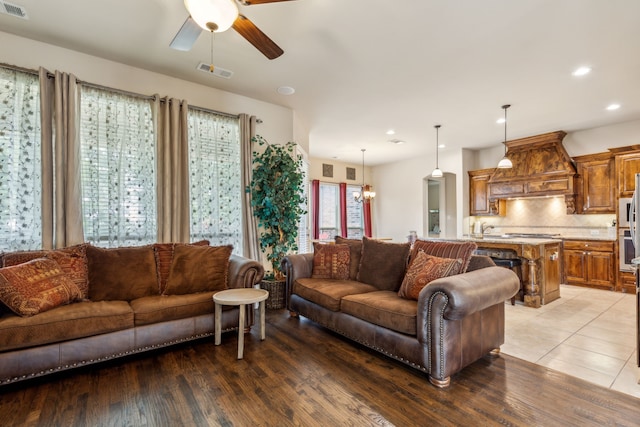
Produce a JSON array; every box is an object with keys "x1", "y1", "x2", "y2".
[
  {"x1": 372, "y1": 120, "x2": 640, "y2": 242},
  {"x1": 0, "y1": 31, "x2": 299, "y2": 147}
]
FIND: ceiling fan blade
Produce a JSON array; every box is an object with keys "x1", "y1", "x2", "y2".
[
  {"x1": 239, "y1": 0, "x2": 296, "y2": 4},
  {"x1": 170, "y1": 16, "x2": 203, "y2": 51},
  {"x1": 232, "y1": 14, "x2": 284, "y2": 59}
]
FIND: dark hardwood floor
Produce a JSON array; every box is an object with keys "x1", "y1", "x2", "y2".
[{"x1": 1, "y1": 309, "x2": 638, "y2": 426}]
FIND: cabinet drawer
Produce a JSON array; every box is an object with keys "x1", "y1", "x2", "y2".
[{"x1": 563, "y1": 240, "x2": 614, "y2": 252}]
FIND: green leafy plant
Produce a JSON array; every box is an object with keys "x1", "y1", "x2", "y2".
[{"x1": 248, "y1": 135, "x2": 306, "y2": 280}]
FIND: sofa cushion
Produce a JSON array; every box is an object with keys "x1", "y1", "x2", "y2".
[
  {"x1": 292, "y1": 278, "x2": 378, "y2": 312},
  {"x1": 130, "y1": 292, "x2": 226, "y2": 326},
  {"x1": 2, "y1": 244, "x2": 89, "y2": 299},
  {"x1": 357, "y1": 237, "x2": 410, "y2": 291},
  {"x1": 0, "y1": 300, "x2": 133, "y2": 351},
  {"x1": 0, "y1": 258, "x2": 83, "y2": 317},
  {"x1": 163, "y1": 244, "x2": 232, "y2": 295},
  {"x1": 87, "y1": 245, "x2": 158, "y2": 301},
  {"x1": 341, "y1": 291, "x2": 417, "y2": 335},
  {"x1": 410, "y1": 240, "x2": 477, "y2": 273},
  {"x1": 153, "y1": 240, "x2": 210, "y2": 294},
  {"x1": 311, "y1": 243, "x2": 350, "y2": 280},
  {"x1": 334, "y1": 236, "x2": 363, "y2": 280},
  {"x1": 398, "y1": 252, "x2": 463, "y2": 300}
]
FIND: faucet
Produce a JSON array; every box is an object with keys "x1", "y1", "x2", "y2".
[{"x1": 482, "y1": 224, "x2": 494, "y2": 234}]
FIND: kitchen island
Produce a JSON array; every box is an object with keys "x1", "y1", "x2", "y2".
[{"x1": 460, "y1": 235, "x2": 563, "y2": 308}]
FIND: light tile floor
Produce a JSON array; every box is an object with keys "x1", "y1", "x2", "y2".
[{"x1": 503, "y1": 284, "x2": 640, "y2": 399}]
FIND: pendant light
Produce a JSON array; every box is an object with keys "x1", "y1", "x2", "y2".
[
  {"x1": 431, "y1": 125, "x2": 443, "y2": 177},
  {"x1": 497, "y1": 104, "x2": 513, "y2": 169},
  {"x1": 353, "y1": 149, "x2": 376, "y2": 202}
]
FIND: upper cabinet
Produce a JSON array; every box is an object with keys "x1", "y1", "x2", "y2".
[
  {"x1": 573, "y1": 152, "x2": 615, "y2": 214},
  {"x1": 615, "y1": 150, "x2": 640, "y2": 197},
  {"x1": 469, "y1": 169, "x2": 505, "y2": 216}
]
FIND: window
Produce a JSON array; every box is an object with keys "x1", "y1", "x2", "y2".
[
  {"x1": 346, "y1": 184, "x2": 364, "y2": 238},
  {"x1": 0, "y1": 68, "x2": 42, "y2": 251},
  {"x1": 187, "y1": 109, "x2": 242, "y2": 252},
  {"x1": 79, "y1": 86, "x2": 157, "y2": 247},
  {"x1": 318, "y1": 182, "x2": 340, "y2": 239}
]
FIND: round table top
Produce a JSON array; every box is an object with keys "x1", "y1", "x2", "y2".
[{"x1": 213, "y1": 288, "x2": 269, "y2": 305}]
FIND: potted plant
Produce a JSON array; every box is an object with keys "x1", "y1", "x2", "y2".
[{"x1": 248, "y1": 135, "x2": 306, "y2": 283}]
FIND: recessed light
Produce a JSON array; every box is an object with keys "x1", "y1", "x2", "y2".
[
  {"x1": 276, "y1": 86, "x2": 295, "y2": 95},
  {"x1": 438, "y1": 144, "x2": 445, "y2": 149},
  {"x1": 388, "y1": 139, "x2": 405, "y2": 145},
  {"x1": 606, "y1": 103, "x2": 621, "y2": 111},
  {"x1": 496, "y1": 118, "x2": 506, "y2": 124},
  {"x1": 386, "y1": 129, "x2": 396, "y2": 135},
  {"x1": 572, "y1": 66, "x2": 592, "y2": 77}
]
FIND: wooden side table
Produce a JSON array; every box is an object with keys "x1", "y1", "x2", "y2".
[{"x1": 213, "y1": 288, "x2": 269, "y2": 359}]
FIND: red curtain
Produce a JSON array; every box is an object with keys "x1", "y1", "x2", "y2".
[
  {"x1": 339, "y1": 183, "x2": 347, "y2": 237},
  {"x1": 311, "y1": 179, "x2": 320, "y2": 239},
  {"x1": 363, "y1": 185, "x2": 372, "y2": 237}
]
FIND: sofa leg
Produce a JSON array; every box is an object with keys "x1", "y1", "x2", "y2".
[
  {"x1": 289, "y1": 311, "x2": 299, "y2": 317},
  {"x1": 429, "y1": 375, "x2": 450, "y2": 388},
  {"x1": 488, "y1": 348, "x2": 501, "y2": 357}
]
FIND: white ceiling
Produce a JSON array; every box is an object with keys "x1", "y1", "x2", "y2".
[{"x1": 1, "y1": 0, "x2": 639, "y2": 165}]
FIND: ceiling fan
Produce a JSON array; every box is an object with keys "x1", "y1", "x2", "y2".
[{"x1": 170, "y1": 0, "x2": 295, "y2": 60}]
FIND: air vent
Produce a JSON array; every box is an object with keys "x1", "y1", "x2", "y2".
[
  {"x1": 0, "y1": 1, "x2": 28, "y2": 19},
  {"x1": 196, "y1": 63, "x2": 233, "y2": 79}
]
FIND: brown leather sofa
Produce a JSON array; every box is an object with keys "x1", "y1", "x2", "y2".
[
  {"x1": 281, "y1": 239, "x2": 519, "y2": 388},
  {"x1": 0, "y1": 243, "x2": 264, "y2": 386}
]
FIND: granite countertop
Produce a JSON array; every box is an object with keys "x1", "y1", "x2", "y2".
[{"x1": 461, "y1": 235, "x2": 562, "y2": 245}]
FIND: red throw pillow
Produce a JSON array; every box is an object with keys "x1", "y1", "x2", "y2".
[
  {"x1": 311, "y1": 243, "x2": 351, "y2": 280},
  {"x1": 410, "y1": 240, "x2": 476, "y2": 273},
  {"x1": 0, "y1": 258, "x2": 83, "y2": 317},
  {"x1": 398, "y1": 251, "x2": 463, "y2": 300}
]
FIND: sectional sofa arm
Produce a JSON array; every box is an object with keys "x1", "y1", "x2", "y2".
[
  {"x1": 417, "y1": 266, "x2": 520, "y2": 321},
  {"x1": 228, "y1": 254, "x2": 265, "y2": 289},
  {"x1": 281, "y1": 253, "x2": 314, "y2": 309}
]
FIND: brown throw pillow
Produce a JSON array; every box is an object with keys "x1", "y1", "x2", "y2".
[
  {"x1": 311, "y1": 243, "x2": 350, "y2": 280},
  {"x1": 2, "y1": 244, "x2": 89, "y2": 299},
  {"x1": 87, "y1": 245, "x2": 158, "y2": 301},
  {"x1": 398, "y1": 252, "x2": 463, "y2": 300},
  {"x1": 153, "y1": 240, "x2": 210, "y2": 294},
  {"x1": 410, "y1": 240, "x2": 477, "y2": 273},
  {"x1": 0, "y1": 258, "x2": 83, "y2": 317},
  {"x1": 357, "y1": 236, "x2": 410, "y2": 291},
  {"x1": 163, "y1": 244, "x2": 233, "y2": 295},
  {"x1": 334, "y1": 236, "x2": 363, "y2": 280}
]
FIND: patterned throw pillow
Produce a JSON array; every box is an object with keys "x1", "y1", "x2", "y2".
[
  {"x1": 311, "y1": 243, "x2": 350, "y2": 280},
  {"x1": 0, "y1": 257, "x2": 83, "y2": 317},
  {"x1": 410, "y1": 240, "x2": 477, "y2": 273},
  {"x1": 398, "y1": 251, "x2": 463, "y2": 300},
  {"x1": 334, "y1": 236, "x2": 363, "y2": 280},
  {"x1": 153, "y1": 240, "x2": 210, "y2": 294},
  {"x1": 2, "y1": 244, "x2": 89, "y2": 299}
]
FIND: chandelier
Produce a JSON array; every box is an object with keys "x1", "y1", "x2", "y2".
[{"x1": 353, "y1": 149, "x2": 376, "y2": 202}]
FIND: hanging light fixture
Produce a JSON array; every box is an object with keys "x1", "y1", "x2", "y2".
[
  {"x1": 497, "y1": 104, "x2": 513, "y2": 169},
  {"x1": 353, "y1": 149, "x2": 376, "y2": 203},
  {"x1": 431, "y1": 124, "x2": 443, "y2": 178},
  {"x1": 184, "y1": 0, "x2": 239, "y2": 33}
]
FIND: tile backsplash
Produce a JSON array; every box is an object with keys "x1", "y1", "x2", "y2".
[{"x1": 469, "y1": 196, "x2": 616, "y2": 239}]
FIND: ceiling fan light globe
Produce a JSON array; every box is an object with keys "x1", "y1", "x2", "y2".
[{"x1": 184, "y1": 0, "x2": 239, "y2": 32}]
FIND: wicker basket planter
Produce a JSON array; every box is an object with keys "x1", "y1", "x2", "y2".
[{"x1": 260, "y1": 279, "x2": 285, "y2": 310}]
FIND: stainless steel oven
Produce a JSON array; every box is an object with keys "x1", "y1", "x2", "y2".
[
  {"x1": 619, "y1": 197, "x2": 634, "y2": 227},
  {"x1": 620, "y1": 229, "x2": 635, "y2": 271}
]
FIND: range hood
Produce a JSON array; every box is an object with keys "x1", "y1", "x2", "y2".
[{"x1": 488, "y1": 131, "x2": 578, "y2": 213}]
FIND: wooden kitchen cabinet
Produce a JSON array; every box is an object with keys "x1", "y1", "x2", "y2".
[
  {"x1": 573, "y1": 153, "x2": 615, "y2": 214},
  {"x1": 615, "y1": 150, "x2": 640, "y2": 197},
  {"x1": 617, "y1": 271, "x2": 636, "y2": 293},
  {"x1": 469, "y1": 169, "x2": 504, "y2": 216},
  {"x1": 563, "y1": 240, "x2": 615, "y2": 290}
]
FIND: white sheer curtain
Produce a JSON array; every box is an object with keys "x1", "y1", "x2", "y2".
[
  {"x1": 78, "y1": 85, "x2": 157, "y2": 247},
  {"x1": 188, "y1": 108, "x2": 242, "y2": 252},
  {"x1": 0, "y1": 67, "x2": 42, "y2": 251}
]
